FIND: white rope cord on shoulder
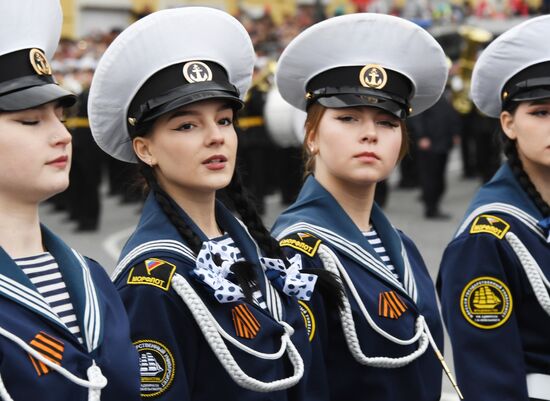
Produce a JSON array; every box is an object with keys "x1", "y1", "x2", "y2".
[
  {"x1": 170, "y1": 273, "x2": 304, "y2": 392},
  {"x1": 0, "y1": 325, "x2": 107, "y2": 401},
  {"x1": 505, "y1": 231, "x2": 550, "y2": 316},
  {"x1": 0, "y1": 374, "x2": 13, "y2": 401},
  {"x1": 317, "y1": 244, "x2": 429, "y2": 368}
]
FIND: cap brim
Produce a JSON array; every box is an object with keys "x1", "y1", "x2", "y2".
[
  {"x1": 510, "y1": 87, "x2": 550, "y2": 103},
  {"x1": 316, "y1": 94, "x2": 407, "y2": 118},
  {"x1": 140, "y1": 89, "x2": 244, "y2": 124},
  {"x1": 0, "y1": 83, "x2": 76, "y2": 111}
]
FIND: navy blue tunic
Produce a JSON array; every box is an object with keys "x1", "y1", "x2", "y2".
[
  {"x1": 0, "y1": 226, "x2": 140, "y2": 400},
  {"x1": 438, "y1": 164, "x2": 550, "y2": 401},
  {"x1": 272, "y1": 176, "x2": 444, "y2": 401},
  {"x1": 113, "y1": 194, "x2": 330, "y2": 400}
]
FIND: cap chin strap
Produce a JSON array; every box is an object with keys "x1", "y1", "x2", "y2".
[
  {"x1": 0, "y1": 325, "x2": 107, "y2": 401},
  {"x1": 170, "y1": 273, "x2": 305, "y2": 392}
]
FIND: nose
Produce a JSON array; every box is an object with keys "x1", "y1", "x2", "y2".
[
  {"x1": 50, "y1": 119, "x2": 72, "y2": 147},
  {"x1": 360, "y1": 119, "x2": 377, "y2": 143},
  {"x1": 205, "y1": 122, "x2": 225, "y2": 146}
]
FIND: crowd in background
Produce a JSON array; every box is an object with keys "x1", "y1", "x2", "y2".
[{"x1": 48, "y1": 0, "x2": 550, "y2": 231}]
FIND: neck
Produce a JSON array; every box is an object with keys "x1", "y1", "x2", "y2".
[
  {"x1": 314, "y1": 171, "x2": 375, "y2": 232},
  {"x1": 167, "y1": 188, "x2": 222, "y2": 239},
  {"x1": 0, "y1": 197, "x2": 43, "y2": 258}
]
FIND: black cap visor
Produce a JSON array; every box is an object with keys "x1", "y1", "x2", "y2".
[
  {"x1": 140, "y1": 89, "x2": 243, "y2": 125},
  {"x1": 0, "y1": 83, "x2": 76, "y2": 111},
  {"x1": 510, "y1": 87, "x2": 550, "y2": 103},
  {"x1": 129, "y1": 80, "x2": 243, "y2": 131},
  {"x1": 310, "y1": 86, "x2": 409, "y2": 119},
  {"x1": 317, "y1": 94, "x2": 406, "y2": 118}
]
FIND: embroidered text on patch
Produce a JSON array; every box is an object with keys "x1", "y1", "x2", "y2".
[
  {"x1": 135, "y1": 339, "x2": 176, "y2": 397},
  {"x1": 28, "y1": 331, "x2": 64, "y2": 376},
  {"x1": 127, "y1": 258, "x2": 176, "y2": 291},
  {"x1": 460, "y1": 276, "x2": 513, "y2": 329},
  {"x1": 279, "y1": 232, "x2": 321, "y2": 257},
  {"x1": 298, "y1": 300, "x2": 316, "y2": 341},
  {"x1": 469, "y1": 214, "x2": 510, "y2": 239}
]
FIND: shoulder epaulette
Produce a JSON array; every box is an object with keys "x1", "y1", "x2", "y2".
[
  {"x1": 469, "y1": 214, "x2": 510, "y2": 239},
  {"x1": 279, "y1": 232, "x2": 322, "y2": 257},
  {"x1": 126, "y1": 258, "x2": 176, "y2": 291}
]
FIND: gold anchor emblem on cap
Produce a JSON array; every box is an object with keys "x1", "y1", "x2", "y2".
[
  {"x1": 182, "y1": 61, "x2": 213, "y2": 83},
  {"x1": 29, "y1": 49, "x2": 52, "y2": 76},
  {"x1": 359, "y1": 64, "x2": 387, "y2": 90}
]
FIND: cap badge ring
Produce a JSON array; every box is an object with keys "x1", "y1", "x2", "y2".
[
  {"x1": 29, "y1": 49, "x2": 52, "y2": 76},
  {"x1": 359, "y1": 64, "x2": 387, "y2": 90},
  {"x1": 183, "y1": 61, "x2": 213, "y2": 83}
]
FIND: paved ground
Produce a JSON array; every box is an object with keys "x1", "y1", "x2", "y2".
[{"x1": 41, "y1": 148, "x2": 478, "y2": 400}]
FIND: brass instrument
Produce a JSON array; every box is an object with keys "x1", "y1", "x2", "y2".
[
  {"x1": 451, "y1": 26, "x2": 493, "y2": 115},
  {"x1": 248, "y1": 60, "x2": 277, "y2": 97}
]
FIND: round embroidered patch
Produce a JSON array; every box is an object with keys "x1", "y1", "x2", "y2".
[
  {"x1": 134, "y1": 339, "x2": 175, "y2": 398},
  {"x1": 460, "y1": 276, "x2": 513, "y2": 329},
  {"x1": 298, "y1": 301, "x2": 316, "y2": 341}
]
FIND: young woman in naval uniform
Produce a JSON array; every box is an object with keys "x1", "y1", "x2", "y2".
[
  {"x1": 0, "y1": 1, "x2": 140, "y2": 400},
  {"x1": 88, "y1": 7, "x2": 338, "y2": 401},
  {"x1": 272, "y1": 13, "x2": 462, "y2": 401},
  {"x1": 438, "y1": 15, "x2": 550, "y2": 401}
]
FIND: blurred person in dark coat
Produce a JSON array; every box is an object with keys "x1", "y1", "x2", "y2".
[
  {"x1": 65, "y1": 57, "x2": 104, "y2": 231},
  {"x1": 408, "y1": 87, "x2": 461, "y2": 219}
]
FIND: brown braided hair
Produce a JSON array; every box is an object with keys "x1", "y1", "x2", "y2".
[
  {"x1": 132, "y1": 107, "x2": 343, "y2": 307},
  {"x1": 501, "y1": 103, "x2": 550, "y2": 217}
]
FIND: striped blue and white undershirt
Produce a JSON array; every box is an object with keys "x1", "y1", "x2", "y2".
[
  {"x1": 15, "y1": 252, "x2": 83, "y2": 344},
  {"x1": 363, "y1": 228, "x2": 400, "y2": 281}
]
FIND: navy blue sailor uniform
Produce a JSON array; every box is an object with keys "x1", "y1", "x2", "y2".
[
  {"x1": 437, "y1": 163, "x2": 550, "y2": 401},
  {"x1": 272, "y1": 176, "x2": 444, "y2": 401},
  {"x1": 0, "y1": 226, "x2": 140, "y2": 400},
  {"x1": 112, "y1": 194, "x2": 331, "y2": 401}
]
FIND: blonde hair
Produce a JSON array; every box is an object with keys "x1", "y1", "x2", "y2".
[{"x1": 302, "y1": 103, "x2": 409, "y2": 177}]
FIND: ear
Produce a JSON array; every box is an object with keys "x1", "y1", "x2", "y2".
[
  {"x1": 305, "y1": 130, "x2": 318, "y2": 154},
  {"x1": 500, "y1": 110, "x2": 517, "y2": 140},
  {"x1": 133, "y1": 137, "x2": 155, "y2": 166}
]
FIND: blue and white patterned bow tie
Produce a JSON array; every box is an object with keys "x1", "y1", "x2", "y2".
[
  {"x1": 191, "y1": 241, "x2": 245, "y2": 303},
  {"x1": 538, "y1": 216, "x2": 550, "y2": 243},
  {"x1": 261, "y1": 254, "x2": 317, "y2": 301}
]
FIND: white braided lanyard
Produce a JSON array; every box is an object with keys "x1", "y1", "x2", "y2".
[
  {"x1": 0, "y1": 325, "x2": 107, "y2": 401},
  {"x1": 505, "y1": 232, "x2": 550, "y2": 316},
  {"x1": 317, "y1": 244, "x2": 435, "y2": 368},
  {"x1": 171, "y1": 273, "x2": 304, "y2": 391}
]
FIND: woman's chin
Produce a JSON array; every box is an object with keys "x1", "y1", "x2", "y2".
[{"x1": 39, "y1": 180, "x2": 70, "y2": 202}]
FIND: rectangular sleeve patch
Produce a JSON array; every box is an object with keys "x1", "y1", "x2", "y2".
[
  {"x1": 127, "y1": 258, "x2": 176, "y2": 291},
  {"x1": 279, "y1": 232, "x2": 321, "y2": 257}
]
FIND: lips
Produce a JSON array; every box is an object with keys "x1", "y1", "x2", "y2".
[
  {"x1": 46, "y1": 155, "x2": 69, "y2": 165},
  {"x1": 202, "y1": 154, "x2": 228, "y2": 164},
  {"x1": 353, "y1": 151, "x2": 380, "y2": 160}
]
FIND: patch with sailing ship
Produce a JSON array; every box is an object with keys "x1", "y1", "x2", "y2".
[
  {"x1": 134, "y1": 339, "x2": 175, "y2": 397},
  {"x1": 460, "y1": 276, "x2": 513, "y2": 329}
]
